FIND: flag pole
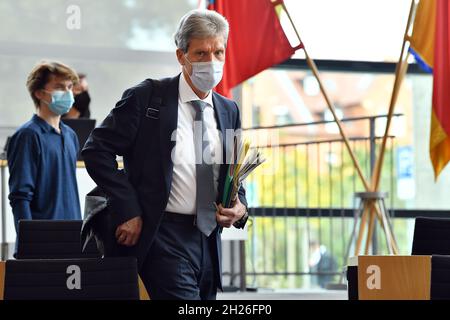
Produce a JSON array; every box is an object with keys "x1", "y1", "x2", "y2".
[
  {"x1": 365, "y1": 202, "x2": 376, "y2": 254},
  {"x1": 279, "y1": 0, "x2": 391, "y2": 253},
  {"x1": 371, "y1": 0, "x2": 417, "y2": 192},
  {"x1": 354, "y1": 203, "x2": 370, "y2": 255},
  {"x1": 360, "y1": 0, "x2": 416, "y2": 255},
  {"x1": 279, "y1": 1, "x2": 370, "y2": 192},
  {"x1": 278, "y1": 0, "x2": 405, "y2": 255},
  {"x1": 365, "y1": 0, "x2": 416, "y2": 254}
]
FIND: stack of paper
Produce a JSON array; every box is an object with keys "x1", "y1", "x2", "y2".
[{"x1": 221, "y1": 136, "x2": 266, "y2": 208}]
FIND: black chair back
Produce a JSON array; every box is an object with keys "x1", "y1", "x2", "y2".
[
  {"x1": 412, "y1": 217, "x2": 450, "y2": 255},
  {"x1": 17, "y1": 220, "x2": 100, "y2": 259},
  {"x1": 4, "y1": 257, "x2": 139, "y2": 300}
]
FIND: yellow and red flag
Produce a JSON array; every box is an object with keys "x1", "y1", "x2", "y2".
[{"x1": 409, "y1": 0, "x2": 450, "y2": 179}]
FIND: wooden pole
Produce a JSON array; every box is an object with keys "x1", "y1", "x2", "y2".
[
  {"x1": 365, "y1": 202, "x2": 376, "y2": 255},
  {"x1": 371, "y1": 54, "x2": 410, "y2": 191},
  {"x1": 367, "y1": 0, "x2": 416, "y2": 255},
  {"x1": 280, "y1": 1, "x2": 371, "y2": 192},
  {"x1": 371, "y1": 0, "x2": 417, "y2": 192},
  {"x1": 0, "y1": 262, "x2": 4, "y2": 300},
  {"x1": 371, "y1": 202, "x2": 397, "y2": 254},
  {"x1": 354, "y1": 204, "x2": 369, "y2": 255},
  {"x1": 379, "y1": 201, "x2": 395, "y2": 255},
  {"x1": 279, "y1": 0, "x2": 412, "y2": 256}
]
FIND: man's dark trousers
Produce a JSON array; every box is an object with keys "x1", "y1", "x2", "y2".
[{"x1": 140, "y1": 212, "x2": 218, "y2": 300}]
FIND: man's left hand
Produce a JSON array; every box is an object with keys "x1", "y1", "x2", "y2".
[{"x1": 216, "y1": 196, "x2": 246, "y2": 228}]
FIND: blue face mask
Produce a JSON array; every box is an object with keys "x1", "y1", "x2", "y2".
[
  {"x1": 185, "y1": 56, "x2": 224, "y2": 92},
  {"x1": 42, "y1": 90, "x2": 75, "y2": 115}
]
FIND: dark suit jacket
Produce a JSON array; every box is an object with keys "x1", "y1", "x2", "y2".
[{"x1": 82, "y1": 74, "x2": 247, "y2": 288}]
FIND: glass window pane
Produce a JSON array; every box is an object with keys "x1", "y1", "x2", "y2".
[
  {"x1": 283, "y1": 0, "x2": 412, "y2": 62},
  {"x1": 241, "y1": 69, "x2": 449, "y2": 210},
  {"x1": 0, "y1": 0, "x2": 197, "y2": 50}
]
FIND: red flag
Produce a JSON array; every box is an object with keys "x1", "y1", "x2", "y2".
[
  {"x1": 209, "y1": 0, "x2": 298, "y2": 97},
  {"x1": 430, "y1": 0, "x2": 450, "y2": 178}
]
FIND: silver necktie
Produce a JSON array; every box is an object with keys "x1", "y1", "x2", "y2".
[{"x1": 191, "y1": 100, "x2": 217, "y2": 236}]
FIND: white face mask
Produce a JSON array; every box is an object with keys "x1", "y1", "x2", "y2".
[{"x1": 185, "y1": 56, "x2": 224, "y2": 92}]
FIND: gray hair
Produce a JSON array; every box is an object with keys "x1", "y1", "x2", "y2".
[{"x1": 174, "y1": 9, "x2": 229, "y2": 53}]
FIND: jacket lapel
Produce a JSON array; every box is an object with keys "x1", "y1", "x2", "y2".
[
  {"x1": 159, "y1": 75, "x2": 180, "y2": 197},
  {"x1": 212, "y1": 93, "x2": 232, "y2": 204},
  {"x1": 212, "y1": 93, "x2": 230, "y2": 162}
]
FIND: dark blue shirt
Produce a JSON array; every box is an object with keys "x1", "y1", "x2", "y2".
[{"x1": 7, "y1": 114, "x2": 81, "y2": 233}]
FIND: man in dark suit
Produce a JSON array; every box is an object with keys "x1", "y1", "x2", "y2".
[{"x1": 82, "y1": 9, "x2": 248, "y2": 300}]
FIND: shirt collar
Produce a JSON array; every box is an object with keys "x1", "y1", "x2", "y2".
[
  {"x1": 32, "y1": 114, "x2": 64, "y2": 134},
  {"x1": 179, "y1": 72, "x2": 214, "y2": 108}
]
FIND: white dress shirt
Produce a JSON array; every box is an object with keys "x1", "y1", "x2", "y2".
[{"x1": 165, "y1": 73, "x2": 222, "y2": 214}]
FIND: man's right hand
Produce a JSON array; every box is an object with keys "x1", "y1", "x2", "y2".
[{"x1": 115, "y1": 216, "x2": 143, "y2": 246}]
